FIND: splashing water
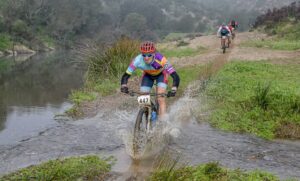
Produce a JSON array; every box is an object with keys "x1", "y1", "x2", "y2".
[{"x1": 118, "y1": 80, "x2": 203, "y2": 160}]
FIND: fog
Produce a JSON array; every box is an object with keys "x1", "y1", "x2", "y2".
[{"x1": 0, "y1": 0, "x2": 295, "y2": 45}]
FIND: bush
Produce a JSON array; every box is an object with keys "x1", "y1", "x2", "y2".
[
  {"x1": 0, "y1": 34, "x2": 12, "y2": 50},
  {"x1": 86, "y1": 37, "x2": 140, "y2": 83}
]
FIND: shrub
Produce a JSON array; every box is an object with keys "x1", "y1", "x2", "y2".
[{"x1": 86, "y1": 37, "x2": 140, "y2": 83}]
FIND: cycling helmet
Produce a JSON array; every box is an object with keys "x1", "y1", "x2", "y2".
[{"x1": 140, "y1": 41, "x2": 156, "y2": 54}]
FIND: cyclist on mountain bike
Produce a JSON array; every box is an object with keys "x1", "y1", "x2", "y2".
[
  {"x1": 229, "y1": 20, "x2": 239, "y2": 29},
  {"x1": 228, "y1": 20, "x2": 238, "y2": 40},
  {"x1": 217, "y1": 23, "x2": 231, "y2": 47},
  {"x1": 120, "y1": 41, "x2": 180, "y2": 118}
]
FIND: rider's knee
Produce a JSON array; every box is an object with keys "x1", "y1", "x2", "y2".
[{"x1": 157, "y1": 97, "x2": 166, "y2": 104}]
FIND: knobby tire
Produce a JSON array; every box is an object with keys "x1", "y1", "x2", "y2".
[{"x1": 133, "y1": 107, "x2": 149, "y2": 156}]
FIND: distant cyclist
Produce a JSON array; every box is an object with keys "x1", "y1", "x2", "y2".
[
  {"x1": 120, "y1": 41, "x2": 180, "y2": 118},
  {"x1": 228, "y1": 24, "x2": 235, "y2": 39},
  {"x1": 229, "y1": 20, "x2": 239, "y2": 29},
  {"x1": 229, "y1": 20, "x2": 238, "y2": 39},
  {"x1": 217, "y1": 23, "x2": 231, "y2": 48}
]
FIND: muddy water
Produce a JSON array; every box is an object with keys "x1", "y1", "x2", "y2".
[
  {"x1": 0, "y1": 51, "x2": 85, "y2": 145},
  {"x1": 1, "y1": 81, "x2": 299, "y2": 180}
]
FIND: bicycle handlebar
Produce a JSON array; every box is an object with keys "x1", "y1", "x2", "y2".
[{"x1": 125, "y1": 90, "x2": 172, "y2": 97}]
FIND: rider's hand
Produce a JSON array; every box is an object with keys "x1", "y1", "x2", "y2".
[
  {"x1": 120, "y1": 86, "x2": 129, "y2": 94},
  {"x1": 167, "y1": 87, "x2": 177, "y2": 97}
]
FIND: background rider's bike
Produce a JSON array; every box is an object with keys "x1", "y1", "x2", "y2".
[
  {"x1": 221, "y1": 36, "x2": 229, "y2": 54},
  {"x1": 231, "y1": 28, "x2": 236, "y2": 40},
  {"x1": 126, "y1": 89, "x2": 173, "y2": 157}
]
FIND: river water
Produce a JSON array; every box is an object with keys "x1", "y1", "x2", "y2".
[{"x1": 0, "y1": 52, "x2": 85, "y2": 145}]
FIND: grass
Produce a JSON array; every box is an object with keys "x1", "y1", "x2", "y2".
[
  {"x1": 241, "y1": 39, "x2": 300, "y2": 50},
  {"x1": 85, "y1": 37, "x2": 140, "y2": 82},
  {"x1": 244, "y1": 22, "x2": 300, "y2": 50},
  {"x1": 160, "y1": 46, "x2": 206, "y2": 58},
  {"x1": 150, "y1": 162, "x2": 280, "y2": 181},
  {"x1": 0, "y1": 155, "x2": 112, "y2": 181},
  {"x1": 175, "y1": 65, "x2": 204, "y2": 95},
  {"x1": 205, "y1": 61, "x2": 300, "y2": 139}
]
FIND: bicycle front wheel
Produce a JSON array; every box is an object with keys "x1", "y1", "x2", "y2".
[{"x1": 133, "y1": 107, "x2": 150, "y2": 157}]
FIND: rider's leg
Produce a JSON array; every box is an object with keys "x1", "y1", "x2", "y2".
[
  {"x1": 156, "y1": 73, "x2": 168, "y2": 117},
  {"x1": 221, "y1": 37, "x2": 224, "y2": 48},
  {"x1": 157, "y1": 87, "x2": 167, "y2": 116},
  {"x1": 140, "y1": 73, "x2": 153, "y2": 94}
]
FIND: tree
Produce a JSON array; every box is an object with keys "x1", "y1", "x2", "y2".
[
  {"x1": 123, "y1": 13, "x2": 147, "y2": 35},
  {"x1": 174, "y1": 15, "x2": 195, "y2": 33}
]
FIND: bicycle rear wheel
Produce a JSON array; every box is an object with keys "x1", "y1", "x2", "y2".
[
  {"x1": 221, "y1": 38, "x2": 226, "y2": 54},
  {"x1": 133, "y1": 107, "x2": 150, "y2": 157}
]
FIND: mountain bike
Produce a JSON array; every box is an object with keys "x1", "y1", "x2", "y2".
[
  {"x1": 231, "y1": 28, "x2": 236, "y2": 40},
  {"x1": 126, "y1": 88, "x2": 173, "y2": 157},
  {"x1": 221, "y1": 36, "x2": 229, "y2": 54}
]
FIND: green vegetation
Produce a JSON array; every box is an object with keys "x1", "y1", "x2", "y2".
[
  {"x1": 151, "y1": 162, "x2": 280, "y2": 181},
  {"x1": 244, "y1": 22, "x2": 300, "y2": 50},
  {"x1": 242, "y1": 39, "x2": 300, "y2": 51},
  {"x1": 205, "y1": 61, "x2": 300, "y2": 139},
  {"x1": 175, "y1": 65, "x2": 203, "y2": 95},
  {"x1": 86, "y1": 37, "x2": 139, "y2": 82},
  {"x1": 0, "y1": 155, "x2": 111, "y2": 181},
  {"x1": 67, "y1": 37, "x2": 139, "y2": 117},
  {"x1": 0, "y1": 34, "x2": 11, "y2": 51},
  {"x1": 160, "y1": 46, "x2": 206, "y2": 58}
]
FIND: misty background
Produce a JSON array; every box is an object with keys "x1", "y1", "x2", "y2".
[{"x1": 0, "y1": 0, "x2": 296, "y2": 49}]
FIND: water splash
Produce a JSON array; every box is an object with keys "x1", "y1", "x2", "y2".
[{"x1": 118, "y1": 80, "x2": 203, "y2": 160}]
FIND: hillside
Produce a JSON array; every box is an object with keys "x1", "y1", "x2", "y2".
[{"x1": 0, "y1": 0, "x2": 296, "y2": 53}]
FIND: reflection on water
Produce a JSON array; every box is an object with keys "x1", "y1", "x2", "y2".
[{"x1": 0, "y1": 51, "x2": 86, "y2": 145}]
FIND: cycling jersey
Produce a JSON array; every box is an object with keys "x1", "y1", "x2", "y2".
[
  {"x1": 126, "y1": 52, "x2": 175, "y2": 76},
  {"x1": 217, "y1": 26, "x2": 231, "y2": 37},
  {"x1": 230, "y1": 21, "x2": 238, "y2": 29},
  {"x1": 228, "y1": 25, "x2": 234, "y2": 33}
]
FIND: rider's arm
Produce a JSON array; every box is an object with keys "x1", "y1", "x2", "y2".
[
  {"x1": 163, "y1": 59, "x2": 180, "y2": 88},
  {"x1": 217, "y1": 27, "x2": 221, "y2": 37},
  {"x1": 170, "y1": 71, "x2": 180, "y2": 88},
  {"x1": 120, "y1": 56, "x2": 139, "y2": 86},
  {"x1": 121, "y1": 72, "x2": 131, "y2": 86},
  {"x1": 226, "y1": 26, "x2": 232, "y2": 36}
]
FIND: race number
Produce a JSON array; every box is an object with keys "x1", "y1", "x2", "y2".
[
  {"x1": 222, "y1": 36, "x2": 227, "y2": 39},
  {"x1": 137, "y1": 95, "x2": 151, "y2": 106}
]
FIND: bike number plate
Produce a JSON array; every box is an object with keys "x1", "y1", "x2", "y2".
[
  {"x1": 222, "y1": 36, "x2": 227, "y2": 39},
  {"x1": 137, "y1": 95, "x2": 151, "y2": 106}
]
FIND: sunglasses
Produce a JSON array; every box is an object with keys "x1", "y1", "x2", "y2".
[{"x1": 142, "y1": 54, "x2": 153, "y2": 57}]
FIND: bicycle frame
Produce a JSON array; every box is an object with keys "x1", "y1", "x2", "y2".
[
  {"x1": 221, "y1": 36, "x2": 227, "y2": 53},
  {"x1": 125, "y1": 86, "x2": 172, "y2": 157},
  {"x1": 130, "y1": 90, "x2": 166, "y2": 132}
]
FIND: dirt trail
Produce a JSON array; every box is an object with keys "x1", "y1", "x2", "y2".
[{"x1": 168, "y1": 31, "x2": 300, "y2": 67}]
